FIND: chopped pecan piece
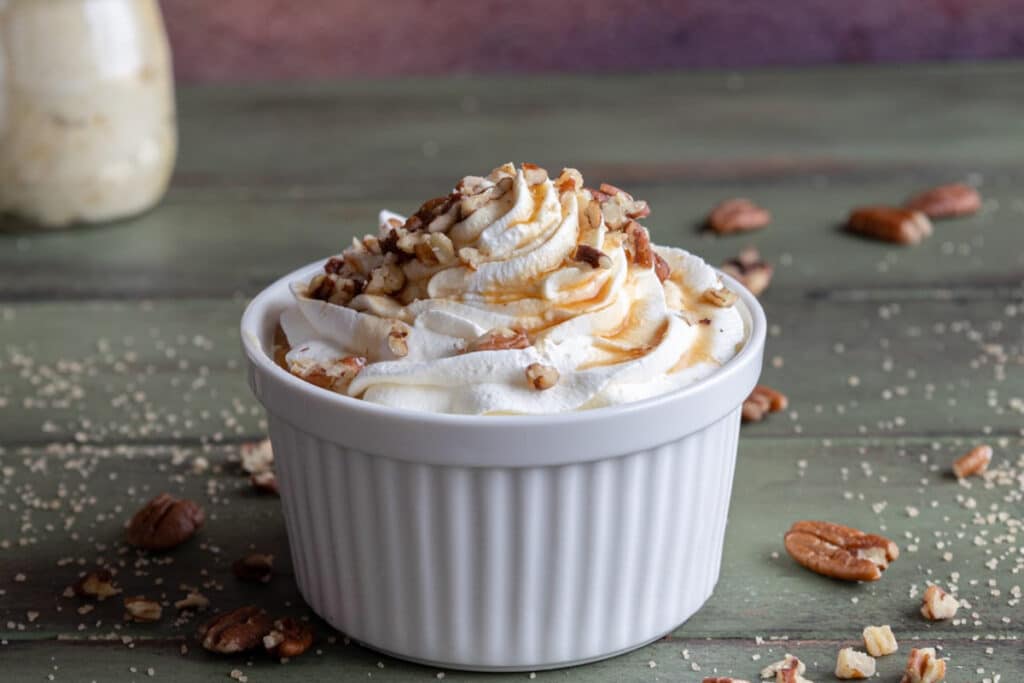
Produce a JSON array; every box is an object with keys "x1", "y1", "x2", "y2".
[
  {"x1": 469, "y1": 327, "x2": 530, "y2": 352},
  {"x1": 703, "y1": 678, "x2": 751, "y2": 683},
  {"x1": 126, "y1": 493, "x2": 205, "y2": 551},
  {"x1": 905, "y1": 182, "x2": 981, "y2": 218},
  {"x1": 239, "y1": 439, "x2": 274, "y2": 475},
  {"x1": 364, "y1": 262, "x2": 406, "y2": 296},
  {"x1": 555, "y1": 167, "x2": 583, "y2": 193},
  {"x1": 760, "y1": 654, "x2": 805, "y2": 679},
  {"x1": 573, "y1": 244, "x2": 612, "y2": 269},
  {"x1": 721, "y1": 247, "x2": 773, "y2": 296},
  {"x1": 920, "y1": 585, "x2": 959, "y2": 620},
  {"x1": 847, "y1": 207, "x2": 932, "y2": 245},
  {"x1": 386, "y1": 321, "x2": 411, "y2": 358},
  {"x1": 624, "y1": 220, "x2": 655, "y2": 269},
  {"x1": 174, "y1": 591, "x2": 210, "y2": 612},
  {"x1": 952, "y1": 444, "x2": 991, "y2": 479},
  {"x1": 862, "y1": 624, "x2": 898, "y2": 657},
  {"x1": 124, "y1": 596, "x2": 163, "y2": 623},
  {"x1": 701, "y1": 286, "x2": 738, "y2": 308},
  {"x1": 900, "y1": 647, "x2": 946, "y2": 683},
  {"x1": 525, "y1": 363, "x2": 559, "y2": 390},
  {"x1": 250, "y1": 471, "x2": 279, "y2": 496},
  {"x1": 742, "y1": 384, "x2": 788, "y2": 423},
  {"x1": 653, "y1": 252, "x2": 671, "y2": 282},
  {"x1": 232, "y1": 553, "x2": 274, "y2": 584},
  {"x1": 199, "y1": 606, "x2": 273, "y2": 655},
  {"x1": 73, "y1": 570, "x2": 121, "y2": 600},
  {"x1": 784, "y1": 520, "x2": 899, "y2": 582},
  {"x1": 707, "y1": 198, "x2": 771, "y2": 234},
  {"x1": 263, "y1": 617, "x2": 314, "y2": 659},
  {"x1": 835, "y1": 648, "x2": 875, "y2": 679},
  {"x1": 521, "y1": 162, "x2": 548, "y2": 185},
  {"x1": 288, "y1": 354, "x2": 366, "y2": 392}
]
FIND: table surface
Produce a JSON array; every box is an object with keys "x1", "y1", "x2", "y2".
[{"x1": 2, "y1": 62, "x2": 1022, "y2": 682}]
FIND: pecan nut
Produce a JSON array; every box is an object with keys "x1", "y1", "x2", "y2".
[
  {"x1": 250, "y1": 470, "x2": 279, "y2": 496},
  {"x1": 232, "y1": 553, "x2": 274, "y2": 583},
  {"x1": 952, "y1": 444, "x2": 991, "y2": 479},
  {"x1": 835, "y1": 647, "x2": 875, "y2": 679},
  {"x1": 920, "y1": 584, "x2": 958, "y2": 620},
  {"x1": 905, "y1": 182, "x2": 981, "y2": 218},
  {"x1": 784, "y1": 520, "x2": 899, "y2": 582},
  {"x1": 124, "y1": 596, "x2": 163, "y2": 622},
  {"x1": 263, "y1": 617, "x2": 314, "y2": 659},
  {"x1": 862, "y1": 624, "x2": 898, "y2": 657},
  {"x1": 760, "y1": 654, "x2": 805, "y2": 680},
  {"x1": 525, "y1": 363, "x2": 559, "y2": 390},
  {"x1": 701, "y1": 286, "x2": 738, "y2": 308},
  {"x1": 703, "y1": 678, "x2": 752, "y2": 683},
  {"x1": 469, "y1": 327, "x2": 530, "y2": 352},
  {"x1": 721, "y1": 247, "x2": 773, "y2": 296},
  {"x1": 126, "y1": 493, "x2": 205, "y2": 551},
  {"x1": 239, "y1": 439, "x2": 273, "y2": 475},
  {"x1": 624, "y1": 220, "x2": 655, "y2": 269},
  {"x1": 572, "y1": 244, "x2": 612, "y2": 270},
  {"x1": 73, "y1": 570, "x2": 121, "y2": 600},
  {"x1": 742, "y1": 384, "x2": 788, "y2": 423},
  {"x1": 707, "y1": 198, "x2": 771, "y2": 234},
  {"x1": 199, "y1": 606, "x2": 273, "y2": 654},
  {"x1": 847, "y1": 207, "x2": 933, "y2": 245},
  {"x1": 653, "y1": 252, "x2": 671, "y2": 282},
  {"x1": 900, "y1": 647, "x2": 946, "y2": 683}
]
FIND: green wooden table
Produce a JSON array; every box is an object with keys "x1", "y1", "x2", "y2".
[{"x1": 2, "y1": 63, "x2": 1022, "y2": 681}]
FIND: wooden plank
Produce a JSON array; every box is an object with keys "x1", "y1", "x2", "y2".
[
  {"x1": 2, "y1": 292, "x2": 1020, "y2": 446},
  {"x1": 3, "y1": 436, "x2": 1020, "y2": 645},
  {"x1": 1, "y1": 175, "x2": 1022, "y2": 300}
]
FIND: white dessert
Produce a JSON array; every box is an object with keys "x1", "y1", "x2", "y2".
[{"x1": 279, "y1": 163, "x2": 748, "y2": 415}]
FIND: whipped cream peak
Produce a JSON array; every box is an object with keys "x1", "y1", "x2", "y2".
[{"x1": 279, "y1": 163, "x2": 747, "y2": 415}]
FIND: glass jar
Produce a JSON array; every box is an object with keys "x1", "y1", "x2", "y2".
[{"x1": 0, "y1": 0, "x2": 177, "y2": 228}]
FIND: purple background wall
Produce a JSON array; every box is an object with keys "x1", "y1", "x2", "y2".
[{"x1": 161, "y1": 0, "x2": 1024, "y2": 83}]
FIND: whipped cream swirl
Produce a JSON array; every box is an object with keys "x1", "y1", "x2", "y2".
[{"x1": 278, "y1": 163, "x2": 747, "y2": 415}]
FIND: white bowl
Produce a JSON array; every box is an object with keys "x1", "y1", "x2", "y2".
[{"x1": 241, "y1": 260, "x2": 766, "y2": 671}]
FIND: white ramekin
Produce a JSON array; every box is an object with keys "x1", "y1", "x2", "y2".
[{"x1": 241, "y1": 261, "x2": 766, "y2": 672}]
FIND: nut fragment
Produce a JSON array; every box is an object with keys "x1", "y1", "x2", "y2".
[
  {"x1": 623, "y1": 220, "x2": 655, "y2": 269},
  {"x1": 721, "y1": 247, "x2": 773, "y2": 296},
  {"x1": 760, "y1": 654, "x2": 805, "y2": 679},
  {"x1": 126, "y1": 493, "x2": 205, "y2": 551},
  {"x1": 900, "y1": 647, "x2": 946, "y2": 683},
  {"x1": 469, "y1": 327, "x2": 530, "y2": 352},
  {"x1": 124, "y1": 596, "x2": 163, "y2": 623},
  {"x1": 783, "y1": 520, "x2": 899, "y2": 582},
  {"x1": 521, "y1": 162, "x2": 548, "y2": 185},
  {"x1": 573, "y1": 244, "x2": 612, "y2": 269},
  {"x1": 288, "y1": 354, "x2": 366, "y2": 392},
  {"x1": 862, "y1": 624, "x2": 898, "y2": 656},
  {"x1": 847, "y1": 207, "x2": 933, "y2": 245},
  {"x1": 835, "y1": 648, "x2": 875, "y2": 679},
  {"x1": 920, "y1": 584, "x2": 959, "y2": 620},
  {"x1": 708, "y1": 198, "x2": 771, "y2": 234},
  {"x1": 702, "y1": 286, "x2": 738, "y2": 308},
  {"x1": 239, "y1": 439, "x2": 274, "y2": 475},
  {"x1": 703, "y1": 678, "x2": 752, "y2": 683},
  {"x1": 175, "y1": 591, "x2": 210, "y2": 612},
  {"x1": 263, "y1": 617, "x2": 314, "y2": 659},
  {"x1": 525, "y1": 363, "x2": 559, "y2": 390},
  {"x1": 905, "y1": 182, "x2": 981, "y2": 218},
  {"x1": 364, "y1": 262, "x2": 406, "y2": 296},
  {"x1": 653, "y1": 252, "x2": 671, "y2": 282},
  {"x1": 232, "y1": 554, "x2": 274, "y2": 584},
  {"x1": 952, "y1": 444, "x2": 991, "y2": 479},
  {"x1": 199, "y1": 606, "x2": 273, "y2": 655},
  {"x1": 742, "y1": 384, "x2": 788, "y2": 423},
  {"x1": 250, "y1": 471, "x2": 279, "y2": 496},
  {"x1": 386, "y1": 321, "x2": 411, "y2": 358},
  {"x1": 73, "y1": 570, "x2": 121, "y2": 600}
]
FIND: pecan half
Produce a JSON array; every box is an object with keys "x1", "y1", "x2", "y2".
[
  {"x1": 721, "y1": 247, "x2": 773, "y2": 296},
  {"x1": 126, "y1": 494, "x2": 205, "y2": 551},
  {"x1": 469, "y1": 327, "x2": 530, "y2": 352},
  {"x1": 263, "y1": 617, "x2": 314, "y2": 659},
  {"x1": 199, "y1": 606, "x2": 273, "y2": 655},
  {"x1": 73, "y1": 570, "x2": 121, "y2": 600},
  {"x1": 525, "y1": 363, "x2": 559, "y2": 390},
  {"x1": 742, "y1": 384, "x2": 788, "y2": 423},
  {"x1": 920, "y1": 585, "x2": 959, "y2": 620},
  {"x1": 707, "y1": 198, "x2": 771, "y2": 234},
  {"x1": 232, "y1": 553, "x2": 274, "y2": 584},
  {"x1": 701, "y1": 286, "x2": 738, "y2": 308},
  {"x1": 784, "y1": 520, "x2": 899, "y2": 582},
  {"x1": 862, "y1": 624, "x2": 898, "y2": 657},
  {"x1": 573, "y1": 244, "x2": 612, "y2": 269},
  {"x1": 952, "y1": 444, "x2": 991, "y2": 479},
  {"x1": 900, "y1": 647, "x2": 946, "y2": 683},
  {"x1": 847, "y1": 207, "x2": 933, "y2": 245},
  {"x1": 835, "y1": 647, "x2": 875, "y2": 679},
  {"x1": 124, "y1": 596, "x2": 163, "y2": 622},
  {"x1": 250, "y1": 471, "x2": 279, "y2": 496},
  {"x1": 905, "y1": 182, "x2": 981, "y2": 218}
]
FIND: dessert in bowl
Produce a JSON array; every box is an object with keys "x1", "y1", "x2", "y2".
[{"x1": 241, "y1": 163, "x2": 765, "y2": 670}]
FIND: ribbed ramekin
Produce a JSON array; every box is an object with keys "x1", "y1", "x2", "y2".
[{"x1": 241, "y1": 261, "x2": 766, "y2": 671}]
